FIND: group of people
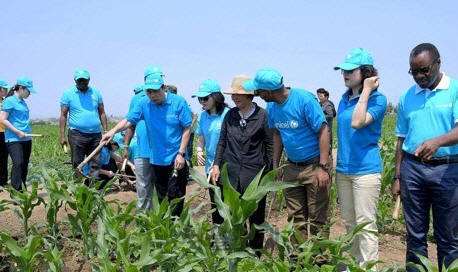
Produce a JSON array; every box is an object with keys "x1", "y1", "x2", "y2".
[{"x1": 0, "y1": 42, "x2": 457, "y2": 271}]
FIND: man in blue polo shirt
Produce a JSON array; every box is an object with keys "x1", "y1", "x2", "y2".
[
  {"x1": 103, "y1": 73, "x2": 192, "y2": 216},
  {"x1": 245, "y1": 68, "x2": 331, "y2": 243},
  {"x1": 393, "y1": 43, "x2": 458, "y2": 271},
  {"x1": 60, "y1": 69, "x2": 108, "y2": 181}
]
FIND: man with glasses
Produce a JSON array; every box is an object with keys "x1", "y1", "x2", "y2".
[
  {"x1": 393, "y1": 43, "x2": 458, "y2": 271},
  {"x1": 103, "y1": 73, "x2": 192, "y2": 216},
  {"x1": 245, "y1": 68, "x2": 331, "y2": 246},
  {"x1": 60, "y1": 69, "x2": 108, "y2": 182}
]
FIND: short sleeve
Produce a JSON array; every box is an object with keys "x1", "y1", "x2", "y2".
[
  {"x1": 367, "y1": 93, "x2": 387, "y2": 121},
  {"x1": 267, "y1": 103, "x2": 275, "y2": 128},
  {"x1": 1, "y1": 98, "x2": 13, "y2": 112},
  {"x1": 126, "y1": 99, "x2": 144, "y2": 125},
  {"x1": 197, "y1": 112, "x2": 203, "y2": 135},
  {"x1": 179, "y1": 99, "x2": 192, "y2": 127},
  {"x1": 395, "y1": 96, "x2": 407, "y2": 137},
  {"x1": 60, "y1": 92, "x2": 70, "y2": 107},
  {"x1": 304, "y1": 98, "x2": 327, "y2": 133}
]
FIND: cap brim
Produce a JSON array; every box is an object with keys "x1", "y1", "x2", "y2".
[
  {"x1": 144, "y1": 84, "x2": 162, "y2": 91},
  {"x1": 242, "y1": 79, "x2": 257, "y2": 91},
  {"x1": 28, "y1": 87, "x2": 37, "y2": 94},
  {"x1": 334, "y1": 63, "x2": 360, "y2": 71},
  {"x1": 1, "y1": 85, "x2": 12, "y2": 89},
  {"x1": 192, "y1": 91, "x2": 212, "y2": 98},
  {"x1": 75, "y1": 76, "x2": 90, "y2": 80}
]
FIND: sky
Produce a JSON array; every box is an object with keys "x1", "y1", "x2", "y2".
[{"x1": 2, "y1": 1, "x2": 458, "y2": 118}]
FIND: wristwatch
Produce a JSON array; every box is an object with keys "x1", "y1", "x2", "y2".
[
  {"x1": 318, "y1": 163, "x2": 331, "y2": 170},
  {"x1": 177, "y1": 152, "x2": 185, "y2": 157},
  {"x1": 392, "y1": 174, "x2": 401, "y2": 180}
]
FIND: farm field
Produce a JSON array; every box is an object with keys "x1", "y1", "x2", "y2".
[{"x1": 0, "y1": 116, "x2": 443, "y2": 271}]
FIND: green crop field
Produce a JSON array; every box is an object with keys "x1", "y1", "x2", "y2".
[{"x1": 0, "y1": 116, "x2": 454, "y2": 271}]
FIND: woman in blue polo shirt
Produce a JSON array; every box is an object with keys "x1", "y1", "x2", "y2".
[
  {"x1": 0, "y1": 77, "x2": 37, "y2": 192},
  {"x1": 334, "y1": 48, "x2": 387, "y2": 270},
  {"x1": 192, "y1": 79, "x2": 229, "y2": 225},
  {"x1": 0, "y1": 79, "x2": 11, "y2": 187}
]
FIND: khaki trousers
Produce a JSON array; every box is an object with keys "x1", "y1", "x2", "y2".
[{"x1": 283, "y1": 163, "x2": 331, "y2": 242}]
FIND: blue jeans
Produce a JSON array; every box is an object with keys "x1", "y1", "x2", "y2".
[
  {"x1": 134, "y1": 158, "x2": 153, "y2": 210},
  {"x1": 401, "y1": 155, "x2": 458, "y2": 271}
]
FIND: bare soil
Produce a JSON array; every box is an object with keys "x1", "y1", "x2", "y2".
[{"x1": 0, "y1": 165, "x2": 438, "y2": 271}]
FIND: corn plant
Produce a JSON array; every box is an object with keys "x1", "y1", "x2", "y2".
[
  {"x1": 0, "y1": 232, "x2": 42, "y2": 272},
  {"x1": 7, "y1": 180, "x2": 44, "y2": 237},
  {"x1": 407, "y1": 253, "x2": 458, "y2": 272},
  {"x1": 39, "y1": 165, "x2": 65, "y2": 238}
]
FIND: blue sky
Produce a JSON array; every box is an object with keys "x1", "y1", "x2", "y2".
[{"x1": 2, "y1": 1, "x2": 458, "y2": 118}]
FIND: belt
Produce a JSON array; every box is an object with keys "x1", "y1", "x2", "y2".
[
  {"x1": 287, "y1": 156, "x2": 320, "y2": 167},
  {"x1": 405, "y1": 153, "x2": 458, "y2": 165}
]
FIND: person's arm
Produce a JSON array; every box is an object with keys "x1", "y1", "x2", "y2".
[
  {"x1": 352, "y1": 76, "x2": 379, "y2": 129},
  {"x1": 392, "y1": 137, "x2": 405, "y2": 200},
  {"x1": 316, "y1": 123, "x2": 330, "y2": 188},
  {"x1": 122, "y1": 125, "x2": 136, "y2": 160},
  {"x1": 101, "y1": 119, "x2": 132, "y2": 143},
  {"x1": 272, "y1": 129, "x2": 283, "y2": 169},
  {"x1": 322, "y1": 103, "x2": 334, "y2": 119},
  {"x1": 60, "y1": 106, "x2": 69, "y2": 146},
  {"x1": 98, "y1": 103, "x2": 108, "y2": 132},
  {"x1": 174, "y1": 126, "x2": 191, "y2": 170},
  {"x1": 0, "y1": 111, "x2": 27, "y2": 138},
  {"x1": 414, "y1": 124, "x2": 458, "y2": 160},
  {"x1": 196, "y1": 135, "x2": 206, "y2": 166}
]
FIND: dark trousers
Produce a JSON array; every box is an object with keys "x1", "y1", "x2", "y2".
[
  {"x1": 401, "y1": 155, "x2": 458, "y2": 271},
  {"x1": 151, "y1": 163, "x2": 188, "y2": 216},
  {"x1": 0, "y1": 132, "x2": 8, "y2": 186},
  {"x1": 5, "y1": 140, "x2": 32, "y2": 192},
  {"x1": 68, "y1": 129, "x2": 102, "y2": 180},
  {"x1": 186, "y1": 132, "x2": 194, "y2": 168},
  {"x1": 209, "y1": 179, "x2": 266, "y2": 250}
]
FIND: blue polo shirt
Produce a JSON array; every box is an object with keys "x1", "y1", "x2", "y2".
[
  {"x1": 126, "y1": 93, "x2": 192, "y2": 165},
  {"x1": 197, "y1": 107, "x2": 229, "y2": 173},
  {"x1": 267, "y1": 88, "x2": 326, "y2": 162},
  {"x1": 1, "y1": 95, "x2": 32, "y2": 142},
  {"x1": 128, "y1": 91, "x2": 150, "y2": 159},
  {"x1": 60, "y1": 86, "x2": 104, "y2": 133},
  {"x1": 336, "y1": 90, "x2": 387, "y2": 174},
  {"x1": 396, "y1": 74, "x2": 458, "y2": 157}
]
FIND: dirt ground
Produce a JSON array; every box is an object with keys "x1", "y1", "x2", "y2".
[{"x1": 0, "y1": 165, "x2": 438, "y2": 271}]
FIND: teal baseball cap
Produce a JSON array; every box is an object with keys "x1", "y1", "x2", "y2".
[
  {"x1": 243, "y1": 68, "x2": 284, "y2": 91},
  {"x1": 17, "y1": 77, "x2": 37, "y2": 94},
  {"x1": 133, "y1": 84, "x2": 143, "y2": 94},
  {"x1": 74, "y1": 69, "x2": 90, "y2": 80},
  {"x1": 192, "y1": 79, "x2": 221, "y2": 98},
  {"x1": 144, "y1": 65, "x2": 164, "y2": 80},
  {"x1": 0, "y1": 79, "x2": 11, "y2": 89},
  {"x1": 334, "y1": 47, "x2": 374, "y2": 71},
  {"x1": 144, "y1": 73, "x2": 164, "y2": 90}
]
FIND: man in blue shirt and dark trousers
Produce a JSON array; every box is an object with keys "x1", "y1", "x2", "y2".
[
  {"x1": 60, "y1": 69, "x2": 108, "y2": 182},
  {"x1": 246, "y1": 68, "x2": 331, "y2": 250},
  {"x1": 103, "y1": 73, "x2": 192, "y2": 216},
  {"x1": 394, "y1": 43, "x2": 458, "y2": 271}
]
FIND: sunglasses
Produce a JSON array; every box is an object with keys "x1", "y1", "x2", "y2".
[
  {"x1": 198, "y1": 96, "x2": 210, "y2": 103},
  {"x1": 341, "y1": 68, "x2": 358, "y2": 75},
  {"x1": 408, "y1": 58, "x2": 439, "y2": 76}
]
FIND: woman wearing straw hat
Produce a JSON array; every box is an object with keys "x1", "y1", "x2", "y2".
[
  {"x1": 0, "y1": 79, "x2": 11, "y2": 187},
  {"x1": 211, "y1": 75, "x2": 273, "y2": 252},
  {"x1": 333, "y1": 48, "x2": 387, "y2": 270},
  {"x1": 0, "y1": 77, "x2": 38, "y2": 192},
  {"x1": 192, "y1": 79, "x2": 230, "y2": 225}
]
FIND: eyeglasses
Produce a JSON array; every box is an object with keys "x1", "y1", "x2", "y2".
[
  {"x1": 341, "y1": 69, "x2": 358, "y2": 75},
  {"x1": 198, "y1": 96, "x2": 210, "y2": 103},
  {"x1": 408, "y1": 58, "x2": 439, "y2": 76},
  {"x1": 239, "y1": 119, "x2": 247, "y2": 128}
]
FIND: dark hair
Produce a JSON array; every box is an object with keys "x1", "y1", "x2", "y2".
[
  {"x1": 167, "y1": 85, "x2": 178, "y2": 94},
  {"x1": 208, "y1": 92, "x2": 229, "y2": 115},
  {"x1": 410, "y1": 43, "x2": 440, "y2": 61},
  {"x1": 316, "y1": 88, "x2": 329, "y2": 97},
  {"x1": 348, "y1": 65, "x2": 378, "y2": 94},
  {"x1": 6, "y1": 85, "x2": 20, "y2": 98}
]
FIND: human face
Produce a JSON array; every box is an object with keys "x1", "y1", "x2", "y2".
[
  {"x1": 18, "y1": 87, "x2": 30, "y2": 99},
  {"x1": 317, "y1": 93, "x2": 328, "y2": 103},
  {"x1": 231, "y1": 94, "x2": 252, "y2": 109},
  {"x1": 409, "y1": 51, "x2": 441, "y2": 90},
  {"x1": 257, "y1": 90, "x2": 274, "y2": 102},
  {"x1": 198, "y1": 95, "x2": 216, "y2": 112},
  {"x1": 146, "y1": 86, "x2": 166, "y2": 105},
  {"x1": 0, "y1": 87, "x2": 7, "y2": 98},
  {"x1": 342, "y1": 68, "x2": 362, "y2": 90},
  {"x1": 75, "y1": 78, "x2": 90, "y2": 92}
]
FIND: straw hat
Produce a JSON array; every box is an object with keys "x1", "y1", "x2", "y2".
[{"x1": 223, "y1": 75, "x2": 255, "y2": 95}]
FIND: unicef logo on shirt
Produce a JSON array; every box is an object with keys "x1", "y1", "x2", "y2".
[
  {"x1": 290, "y1": 120, "x2": 299, "y2": 129},
  {"x1": 275, "y1": 120, "x2": 299, "y2": 129}
]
